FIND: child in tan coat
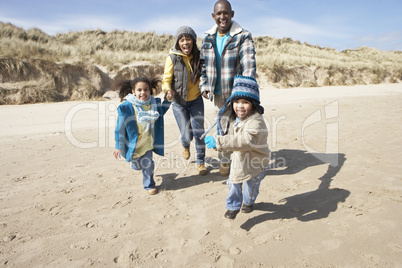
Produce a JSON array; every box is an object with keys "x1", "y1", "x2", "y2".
[{"x1": 204, "y1": 75, "x2": 270, "y2": 219}]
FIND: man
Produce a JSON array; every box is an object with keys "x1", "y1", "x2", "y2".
[{"x1": 200, "y1": 0, "x2": 257, "y2": 176}]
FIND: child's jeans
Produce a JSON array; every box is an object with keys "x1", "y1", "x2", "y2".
[
  {"x1": 130, "y1": 150, "x2": 155, "y2": 190},
  {"x1": 171, "y1": 95, "x2": 206, "y2": 164},
  {"x1": 226, "y1": 171, "x2": 265, "y2": 211}
]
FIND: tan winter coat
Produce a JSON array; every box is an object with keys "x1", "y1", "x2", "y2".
[{"x1": 215, "y1": 114, "x2": 271, "y2": 184}]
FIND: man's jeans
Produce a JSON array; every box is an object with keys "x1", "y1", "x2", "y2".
[
  {"x1": 226, "y1": 171, "x2": 265, "y2": 211},
  {"x1": 130, "y1": 150, "x2": 155, "y2": 190},
  {"x1": 213, "y1": 94, "x2": 231, "y2": 164},
  {"x1": 172, "y1": 95, "x2": 206, "y2": 164}
]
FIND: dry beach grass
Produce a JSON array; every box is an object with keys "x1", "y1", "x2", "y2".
[{"x1": 1, "y1": 22, "x2": 402, "y2": 104}]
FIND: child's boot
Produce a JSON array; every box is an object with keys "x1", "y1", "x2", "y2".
[
  {"x1": 241, "y1": 203, "x2": 253, "y2": 213},
  {"x1": 224, "y1": 209, "x2": 239, "y2": 219},
  {"x1": 147, "y1": 188, "x2": 158, "y2": 195},
  {"x1": 219, "y1": 163, "x2": 230, "y2": 176}
]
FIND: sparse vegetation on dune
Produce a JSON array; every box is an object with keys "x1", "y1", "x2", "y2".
[{"x1": 0, "y1": 22, "x2": 401, "y2": 104}]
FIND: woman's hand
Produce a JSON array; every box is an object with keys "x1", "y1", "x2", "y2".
[
  {"x1": 166, "y1": 90, "x2": 174, "y2": 101},
  {"x1": 202, "y1": 91, "x2": 210, "y2": 99}
]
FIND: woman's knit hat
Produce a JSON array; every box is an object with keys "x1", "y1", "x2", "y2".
[
  {"x1": 175, "y1": 26, "x2": 197, "y2": 44},
  {"x1": 217, "y1": 75, "x2": 264, "y2": 135}
]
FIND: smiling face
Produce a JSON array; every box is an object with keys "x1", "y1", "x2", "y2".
[
  {"x1": 177, "y1": 34, "x2": 193, "y2": 55},
  {"x1": 233, "y1": 99, "x2": 253, "y2": 120},
  {"x1": 132, "y1": 81, "x2": 150, "y2": 101},
  {"x1": 212, "y1": 1, "x2": 234, "y2": 35}
]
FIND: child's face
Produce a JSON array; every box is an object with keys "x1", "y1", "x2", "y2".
[
  {"x1": 132, "y1": 82, "x2": 150, "y2": 101},
  {"x1": 233, "y1": 99, "x2": 253, "y2": 120},
  {"x1": 178, "y1": 35, "x2": 193, "y2": 55}
]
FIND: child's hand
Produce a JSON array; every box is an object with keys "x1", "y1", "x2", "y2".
[
  {"x1": 165, "y1": 90, "x2": 174, "y2": 101},
  {"x1": 204, "y1": 136, "x2": 216, "y2": 149},
  {"x1": 113, "y1": 149, "x2": 123, "y2": 159}
]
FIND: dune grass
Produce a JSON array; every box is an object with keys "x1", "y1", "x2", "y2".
[
  {"x1": 2, "y1": 21, "x2": 401, "y2": 74},
  {"x1": 0, "y1": 22, "x2": 401, "y2": 104}
]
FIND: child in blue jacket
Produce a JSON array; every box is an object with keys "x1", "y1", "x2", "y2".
[{"x1": 113, "y1": 77, "x2": 172, "y2": 195}]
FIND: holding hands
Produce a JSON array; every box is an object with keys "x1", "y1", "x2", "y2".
[
  {"x1": 165, "y1": 90, "x2": 174, "y2": 101},
  {"x1": 202, "y1": 91, "x2": 210, "y2": 99},
  {"x1": 204, "y1": 136, "x2": 216, "y2": 149}
]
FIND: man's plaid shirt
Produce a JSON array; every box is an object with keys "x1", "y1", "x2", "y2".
[{"x1": 200, "y1": 21, "x2": 257, "y2": 102}]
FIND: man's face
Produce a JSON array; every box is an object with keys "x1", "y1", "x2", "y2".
[{"x1": 212, "y1": 2, "x2": 234, "y2": 34}]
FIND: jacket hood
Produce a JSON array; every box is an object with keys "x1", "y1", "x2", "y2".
[
  {"x1": 169, "y1": 48, "x2": 193, "y2": 59},
  {"x1": 205, "y1": 20, "x2": 243, "y2": 36}
]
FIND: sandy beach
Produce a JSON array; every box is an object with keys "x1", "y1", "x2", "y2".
[{"x1": 0, "y1": 83, "x2": 401, "y2": 267}]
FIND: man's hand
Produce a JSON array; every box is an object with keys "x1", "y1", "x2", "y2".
[{"x1": 202, "y1": 91, "x2": 210, "y2": 99}]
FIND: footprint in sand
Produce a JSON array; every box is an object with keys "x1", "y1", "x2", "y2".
[
  {"x1": 48, "y1": 204, "x2": 64, "y2": 216},
  {"x1": 112, "y1": 197, "x2": 133, "y2": 209},
  {"x1": 113, "y1": 251, "x2": 139, "y2": 264},
  {"x1": 2, "y1": 233, "x2": 17, "y2": 243},
  {"x1": 96, "y1": 233, "x2": 119, "y2": 243},
  {"x1": 61, "y1": 187, "x2": 74, "y2": 194},
  {"x1": 85, "y1": 222, "x2": 98, "y2": 229},
  {"x1": 69, "y1": 240, "x2": 90, "y2": 250}
]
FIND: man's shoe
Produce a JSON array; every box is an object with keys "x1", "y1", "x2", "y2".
[
  {"x1": 147, "y1": 188, "x2": 158, "y2": 195},
  {"x1": 224, "y1": 209, "x2": 240, "y2": 220},
  {"x1": 198, "y1": 164, "x2": 208, "y2": 176},
  {"x1": 182, "y1": 148, "x2": 190, "y2": 160},
  {"x1": 241, "y1": 204, "x2": 253, "y2": 213},
  {"x1": 219, "y1": 163, "x2": 230, "y2": 176}
]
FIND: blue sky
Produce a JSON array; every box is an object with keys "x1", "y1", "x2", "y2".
[{"x1": 1, "y1": 0, "x2": 401, "y2": 51}]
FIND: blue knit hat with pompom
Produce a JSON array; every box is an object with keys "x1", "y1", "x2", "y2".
[
  {"x1": 229, "y1": 75, "x2": 260, "y2": 103},
  {"x1": 217, "y1": 75, "x2": 264, "y2": 135}
]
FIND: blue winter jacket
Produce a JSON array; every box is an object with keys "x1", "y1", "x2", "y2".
[{"x1": 114, "y1": 98, "x2": 171, "y2": 161}]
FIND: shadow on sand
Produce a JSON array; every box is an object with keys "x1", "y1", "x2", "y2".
[
  {"x1": 240, "y1": 149, "x2": 350, "y2": 231},
  {"x1": 158, "y1": 157, "x2": 226, "y2": 191}
]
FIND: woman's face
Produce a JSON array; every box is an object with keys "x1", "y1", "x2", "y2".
[
  {"x1": 132, "y1": 81, "x2": 150, "y2": 101},
  {"x1": 178, "y1": 35, "x2": 193, "y2": 55}
]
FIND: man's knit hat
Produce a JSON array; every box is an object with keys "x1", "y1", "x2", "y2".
[
  {"x1": 217, "y1": 75, "x2": 264, "y2": 135},
  {"x1": 175, "y1": 26, "x2": 197, "y2": 44}
]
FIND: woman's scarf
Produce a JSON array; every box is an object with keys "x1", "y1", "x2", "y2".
[{"x1": 125, "y1": 94, "x2": 159, "y2": 132}]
